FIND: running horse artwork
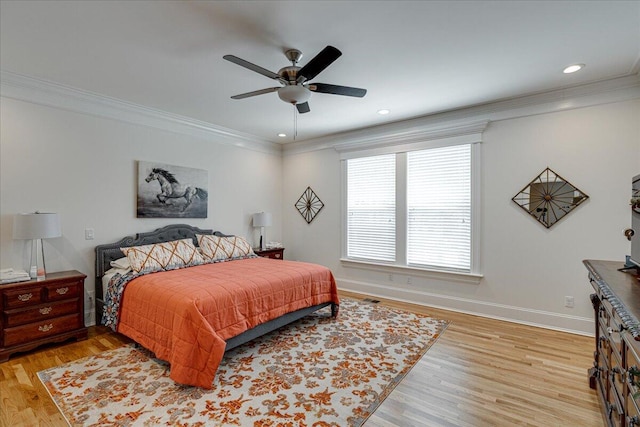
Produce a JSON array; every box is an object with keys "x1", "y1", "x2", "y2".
[{"x1": 137, "y1": 161, "x2": 208, "y2": 218}]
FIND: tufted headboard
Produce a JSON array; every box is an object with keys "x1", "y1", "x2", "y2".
[{"x1": 94, "y1": 224, "x2": 222, "y2": 278}]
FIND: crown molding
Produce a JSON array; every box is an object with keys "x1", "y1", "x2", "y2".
[
  {"x1": 284, "y1": 73, "x2": 640, "y2": 156},
  {"x1": 0, "y1": 70, "x2": 281, "y2": 155},
  {"x1": 334, "y1": 119, "x2": 489, "y2": 157},
  {"x1": 3, "y1": 70, "x2": 638, "y2": 158}
]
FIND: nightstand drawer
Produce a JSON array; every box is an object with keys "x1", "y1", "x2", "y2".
[
  {"x1": 4, "y1": 299, "x2": 79, "y2": 327},
  {"x1": 3, "y1": 286, "x2": 42, "y2": 309},
  {"x1": 45, "y1": 281, "x2": 80, "y2": 301},
  {"x1": 3, "y1": 314, "x2": 81, "y2": 347}
]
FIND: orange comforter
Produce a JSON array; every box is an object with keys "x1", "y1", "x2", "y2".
[{"x1": 116, "y1": 257, "x2": 339, "y2": 388}]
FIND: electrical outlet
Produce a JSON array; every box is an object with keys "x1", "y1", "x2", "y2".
[
  {"x1": 388, "y1": 274, "x2": 393, "y2": 281},
  {"x1": 407, "y1": 277, "x2": 412, "y2": 285},
  {"x1": 88, "y1": 291, "x2": 95, "y2": 304},
  {"x1": 564, "y1": 296, "x2": 574, "y2": 308}
]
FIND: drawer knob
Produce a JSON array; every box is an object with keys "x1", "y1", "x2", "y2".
[
  {"x1": 39, "y1": 306, "x2": 52, "y2": 315},
  {"x1": 607, "y1": 326, "x2": 621, "y2": 335},
  {"x1": 18, "y1": 293, "x2": 33, "y2": 302},
  {"x1": 38, "y1": 323, "x2": 53, "y2": 332},
  {"x1": 55, "y1": 287, "x2": 69, "y2": 295}
]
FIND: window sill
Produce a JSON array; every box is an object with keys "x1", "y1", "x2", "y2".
[{"x1": 339, "y1": 258, "x2": 483, "y2": 285}]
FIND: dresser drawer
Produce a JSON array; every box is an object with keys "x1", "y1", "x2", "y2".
[
  {"x1": 3, "y1": 286, "x2": 42, "y2": 309},
  {"x1": 607, "y1": 376, "x2": 624, "y2": 427},
  {"x1": 4, "y1": 299, "x2": 78, "y2": 327},
  {"x1": 611, "y1": 353, "x2": 625, "y2": 407},
  {"x1": 626, "y1": 391, "x2": 640, "y2": 427},
  {"x1": 45, "y1": 280, "x2": 80, "y2": 301},
  {"x1": 601, "y1": 299, "x2": 625, "y2": 360},
  {"x1": 599, "y1": 301, "x2": 611, "y2": 328},
  {"x1": 3, "y1": 314, "x2": 81, "y2": 347}
]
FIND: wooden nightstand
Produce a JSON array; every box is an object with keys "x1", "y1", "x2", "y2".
[
  {"x1": 0, "y1": 270, "x2": 88, "y2": 361},
  {"x1": 254, "y1": 248, "x2": 285, "y2": 260}
]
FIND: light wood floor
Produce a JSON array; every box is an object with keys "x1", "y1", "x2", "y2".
[{"x1": 0, "y1": 290, "x2": 603, "y2": 427}]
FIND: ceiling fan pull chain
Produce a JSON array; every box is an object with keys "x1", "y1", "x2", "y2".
[{"x1": 293, "y1": 105, "x2": 298, "y2": 141}]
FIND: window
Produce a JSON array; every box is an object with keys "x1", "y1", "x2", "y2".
[
  {"x1": 344, "y1": 143, "x2": 476, "y2": 274},
  {"x1": 407, "y1": 145, "x2": 471, "y2": 271},
  {"x1": 347, "y1": 154, "x2": 395, "y2": 261}
]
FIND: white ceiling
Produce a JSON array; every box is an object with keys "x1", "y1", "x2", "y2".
[{"x1": 1, "y1": 1, "x2": 639, "y2": 144}]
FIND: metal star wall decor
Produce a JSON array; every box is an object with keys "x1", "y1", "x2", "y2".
[
  {"x1": 512, "y1": 167, "x2": 589, "y2": 228},
  {"x1": 295, "y1": 186, "x2": 324, "y2": 224}
]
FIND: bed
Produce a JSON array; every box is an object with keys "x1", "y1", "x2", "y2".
[{"x1": 95, "y1": 224, "x2": 339, "y2": 389}]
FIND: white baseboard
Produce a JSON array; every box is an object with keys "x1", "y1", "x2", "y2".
[
  {"x1": 337, "y1": 277, "x2": 594, "y2": 337},
  {"x1": 84, "y1": 309, "x2": 96, "y2": 327}
]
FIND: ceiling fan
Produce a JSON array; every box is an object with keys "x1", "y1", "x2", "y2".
[{"x1": 223, "y1": 46, "x2": 367, "y2": 114}]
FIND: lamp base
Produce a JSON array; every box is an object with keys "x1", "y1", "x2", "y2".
[{"x1": 30, "y1": 238, "x2": 47, "y2": 281}]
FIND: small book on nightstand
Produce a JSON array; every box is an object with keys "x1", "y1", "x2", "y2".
[{"x1": 0, "y1": 268, "x2": 31, "y2": 284}]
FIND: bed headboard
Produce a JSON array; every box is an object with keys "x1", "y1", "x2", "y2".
[{"x1": 94, "y1": 223, "x2": 227, "y2": 278}]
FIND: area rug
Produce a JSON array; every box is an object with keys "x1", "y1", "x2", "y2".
[{"x1": 38, "y1": 298, "x2": 448, "y2": 426}]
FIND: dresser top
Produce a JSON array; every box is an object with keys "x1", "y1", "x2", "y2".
[
  {"x1": 0, "y1": 270, "x2": 86, "y2": 290},
  {"x1": 584, "y1": 259, "x2": 640, "y2": 337}
]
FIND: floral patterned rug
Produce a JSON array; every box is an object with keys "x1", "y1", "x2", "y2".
[{"x1": 38, "y1": 298, "x2": 448, "y2": 426}]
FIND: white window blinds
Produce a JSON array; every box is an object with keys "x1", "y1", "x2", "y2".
[
  {"x1": 407, "y1": 144, "x2": 471, "y2": 271},
  {"x1": 347, "y1": 154, "x2": 396, "y2": 261},
  {"x1": 345, "y1": 143, "x2": 474, "y2": 273}
]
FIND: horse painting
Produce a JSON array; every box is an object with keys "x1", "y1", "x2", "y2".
[
  {"x1": 144, "y1": 168, "x2": 208, "y2": 212},
  {"x1": 137, "y1": 161, "x2": 208, "y2": 218}
]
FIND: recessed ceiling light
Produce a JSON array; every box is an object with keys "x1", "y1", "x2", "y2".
[
  {"x1": 277, "y1": 133, "x2": 287, "y2": 137},
  {"x1": 563, "y1": 64, "x2": 585, "y2": 74},
  {"x1": 377, "y1": 109, "x2": 390, "y2": 115}
]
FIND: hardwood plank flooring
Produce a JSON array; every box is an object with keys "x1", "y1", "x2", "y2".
[{"x1": 0, "y1": 291, "x2": 602, "y2": 426}]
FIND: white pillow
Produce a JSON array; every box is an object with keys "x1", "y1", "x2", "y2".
[
  {"x1": 121, "y1": 238, "x2": 204, "y2": 273},
  {"x1": 197, "y1": 234, "x2": 255, "y2": 261},
  {"x1": 110, "y1": 257, "x2": 131, "y2": 270}
]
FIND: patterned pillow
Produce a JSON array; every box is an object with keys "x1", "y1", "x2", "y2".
[
  {"x1": 197, "y1": 234, "x2": 255, "y2": 261},
  {"x1": 121, "y1": 238, "x2": 204, "y2": 273}
]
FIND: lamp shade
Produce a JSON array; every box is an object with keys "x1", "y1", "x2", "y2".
[
  {"x1": 253, "y1": 212, "x2": 272, "y2": 228},
  {"x1": 13, "y1": 212, "x2": 62, "y2": 239}
]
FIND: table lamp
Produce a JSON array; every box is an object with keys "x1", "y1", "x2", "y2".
[
  {"x1": 13, "y1": 212, "x2": 61, "y2": 281},
  {"x1": 252, "y1": 212, "x2": 272, "y2": 250}
]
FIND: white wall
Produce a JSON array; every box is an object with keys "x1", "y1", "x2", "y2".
[
  {"x1": 0, "y1": 97, "x2": 283, "y2": 325},
  {"x1": 2, "y1": 76, "x2": 638, "y2": 335},
  {"x1": 282, "y1": 99, "x2": 640, "y2": 335}
]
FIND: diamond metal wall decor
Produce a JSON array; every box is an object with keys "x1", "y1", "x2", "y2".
[
  {"x1": 512, "y1": 167, "x2": 589, "y2": 228},
  {"x1": 295, "y1": 186, "x2": 324, "y2": 224}
]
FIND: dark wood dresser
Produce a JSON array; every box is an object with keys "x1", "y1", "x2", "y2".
[
  {"x1": 585, "y1": 259, "x2": 640, "y2": 426},
  {"x1": 0, "y1": 270, "x2": 88, "y2": 361}
]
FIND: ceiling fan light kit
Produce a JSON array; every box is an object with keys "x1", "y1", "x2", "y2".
[
  {"x1": 223, "y1": 45, "x2": 367, "y2": 115},
  {"x1": 278, "y1": 85, "x2": 311, "y2": 104}
]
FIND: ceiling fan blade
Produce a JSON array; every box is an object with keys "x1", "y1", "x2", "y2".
[
  {"x1": 296, "y1": 102, "x2": 311, "y2": 114},
  {"x1": 309, "y1": 83, "x2": 367, "y2": 98},
  {"x1": 296, "y1": 46, "x2": 342, "y2": 83},
  {"x1": 223, "y1": 55, "x2": 281, "y2": 80},
  {"x1": 231, "y1": 87, "x2": 279, "y2": 100}
]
